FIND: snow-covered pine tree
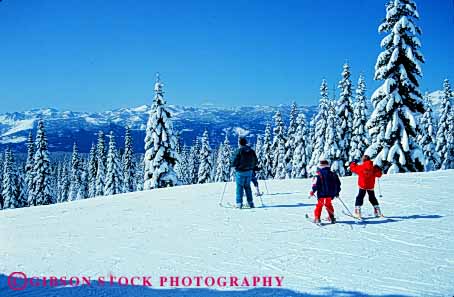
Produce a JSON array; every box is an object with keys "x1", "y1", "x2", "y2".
[
  {"x1": 255, "y1": 135, "x2": 266, "y2": 180},
  {"x1": 143, "y1": 74, "x2": 179, "y2": 189},
  {"x1": 306, "y1": 115, "x2": 316, "y2": 162},
  {"x1": 79, "y1": 160, "x2": 90, "y2": 199},
  {"x1": 55, "y1": 161, "x2": 62, "y2": 202},
  {"x1": 122, "y1": 126, "x2": 135, "y2": 193},
  {"x1": 272, "y1": 111, "x2": 287, "y2": 179},
  {"x1": 58, "y1": 160, "x2": 70, "y2": 203},
  {"x1": 284, "y1": 102, "x2": 298, "y2": 175},
  {"x1": 87, "y1": 143, "x2": 97, "y2": 197},
  {"x1": 175, "y1": 145, "x2": 190, "y2": 185},
  {"x1": 2, "y1": 148, "x2": 19, "y2": 209},
  {"x1": 95, "y1": 131, "x2": 106, "y2": 196},
  {"x1": 261, "y1": 123, "x2": 274, "y2": 179},
  {"x1": 435, "y1": 79, "x2": 453, "y2": 169},
  {"x1": 291, "y1": 113, "x2": 309, "y2": 178},
  {"x1": 105, "y1": 131, "x2": 122, "y2": 195},
  {"x1": 365, "y1": 0, "x2": 425, "y2": 173},
  {"x1": 214, "y1": 134, "x2": 232, "y2": 182},
  {"x1": 349, "y1": 74, "x2": 370, "y2": 162},
  {"x1": 15, "y1": 166, "x2": 27, "y2": 207},
  {"x1": 30, "y1": 120, "x2": 53, "y2": 206},
  {"x1": 0, "y1": 154, "x2": 3, "y2": 209},
  {"x1": 197, "y1": 130, "x2": 213, "y2": 184},
  {"x1": 188, "y1": 139, "x2": 201, "y2": 184},
  {"x1": 324, "y1": 100, "x2": 345, "y2": 175},
  {"x1": 68, "y1": 143, "x2": 82, "y2": 201},
  {"x1": 418, "y1": 92, "x2": 439, "y2": 171},
  {"x1": 135, "y1": 155, "x2": 144, "y2": 191},
  {"x1": 337, "y1": 63, "x2": 354, "y2": 173},
  {"x1": 440, "y1": 109, "x2": 454, "y2": 169},
  {"x1": 25, "y1": 131, "x2": 34, "y2": 204},
  {"x1": 308, "y1": 80, "x2": 330, "y2": 173}
]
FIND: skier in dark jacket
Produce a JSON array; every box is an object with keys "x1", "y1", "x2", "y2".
[
  {"x1": 231, "y1": 137, "x2": 258, "y2": 208},
  {"x1": 350, "y1": 155, "x2": 383, "y2": 218},
  {"x1": 309, "y1": 158, "x2": 341, "y2": 224}
]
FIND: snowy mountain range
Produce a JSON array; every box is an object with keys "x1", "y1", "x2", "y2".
[
  {"x1": 0, "y1": 103, "x2": 317, "y2": 153},
  {"x1": 0, "y1": 90, "x2": 446, "y2": 153}
]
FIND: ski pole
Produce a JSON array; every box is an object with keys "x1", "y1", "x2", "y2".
[
  {"x1": 219, "y1": 182, "x2": 228, "y2": 206},
  {"x1": 258, "y1": 192, "x2": 265, "y2": 207},
  {"x1": 263, "y1": 179, "x2": 270, "y2": 195},
  {"x1": 377, "y1": 179, "x2": 383, "y2": 198},
  {"x1": 337, "y1": 196, "x2": 355, "y2": 218}
]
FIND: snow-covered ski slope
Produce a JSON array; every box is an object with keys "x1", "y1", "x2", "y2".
[{"x1": 1, "y1": 170, "x2": 453, "y2": 297}]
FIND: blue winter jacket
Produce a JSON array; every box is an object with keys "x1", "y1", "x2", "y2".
[{"x1": 311, "y1": 166, "x2": 341, "y2": 199}]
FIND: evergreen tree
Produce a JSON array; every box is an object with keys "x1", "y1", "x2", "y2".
[
  {"x1": 0, "y1": 154, "x2": 3, "y2": 209},
  {"x1": 135, "y1": 155, "x2": 144, "y2": 191},
  {"x1": 15, "y1": 166, "x2": 27, "y2": 207},
  {"x1": 324, "y1": 100, "x2": 345, "y2": 175},
  {"x1": 435, "y1": 79, "x2": 453, "y2": 169},
  {"x1": 255, "y1": 135, "x2": 266, "y2": 180},
  {"x1": 441, "y1": 110, "x2": 454, "y2": 170},
  {"x1": 308, "y1": 80, "x2": 330, "y2": 173},
  {"x1": 366, "y1": 0, "x2": 425, "y2": 173},
  {"x1": 261, "y1": 123, "x2": 274, "y2": 179},
  {"x1": 175, "y1": 145, "x2": 191, "y2": 185},
  {"x1": 291, "y1": 113, "x2": 309, "y2": 178},
  {"x1": 2, "y1": 148, "x2": 19, "y2": 209},
  {"x1": 95, "y1": 131, "x2": 106, "y2": 196},
  {"x1": 144, "y1": 74, "x2": 179, "y2": 189},
  {"x1": 69, "y1": 143, "x2": 82, "y2": 201},
  {"x1": 56, "y1": 162, "x2": 63, "y2": 202},
  {"x1": 88, "y1": 143, "x2": 97, "y2": 197},
  {"x1": 25, "y1": 131, "x2": 35, "y2": 204},
  {"x1": 337, "y1": 63, "x2": 354, "y2": 172},
  {"x1": 349, "y1": 74, "x2": 370, "y2": 162},
  {"x1": 105, "y1": 131, "x2": 122, "y2": 195},
  {"x1": 58, "y1": 160, "x2": 70, "y2": 203},
  {"x1": 78, "y1": 160, "x2": 89, "y2": 199},
  {"x1": 272, "y1": 111, "x2": 287, "y2": 179},
  {"x1": 188, "y1": 139, "x2": 201, "y2": 184},
  {"x1": 285, "y1": 102, "x2": 298, "y2": 174},
  {"x1": 214, "y1": 134, "x2": 232, "y2": 182},
  {"x1": 122, "y1": 126, "x2": 135, "y2": 193},
  {"x1": 418, "y1": 93, "x2": 438, "y2": 171},
  {"x1": 30, "y1": 120, "x2": 53, "y2": 206},
  {"x1": 198, "y1": 130, "x2": 213, "y2": 184}
]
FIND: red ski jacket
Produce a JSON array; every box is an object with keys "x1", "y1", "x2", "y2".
[{"x1": 350, "y1": 160, "x2": 382, "y2": 190}]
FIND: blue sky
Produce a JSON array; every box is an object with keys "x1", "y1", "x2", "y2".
[{"x1": 0, "y1": 0, "x2": 453, "y2": 112}]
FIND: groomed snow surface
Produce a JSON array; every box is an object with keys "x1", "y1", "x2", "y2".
[{"x1": 1, "y1": 170, "x2": 453, "y2": 297}]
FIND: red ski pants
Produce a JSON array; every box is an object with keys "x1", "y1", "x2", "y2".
[{"x1": 314, "y1": 197, "x2": 334, "y2": 219}]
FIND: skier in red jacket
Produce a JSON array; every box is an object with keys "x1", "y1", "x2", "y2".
[{"x1": 350, "y1": 155, "x2": 383, "y2": 218}]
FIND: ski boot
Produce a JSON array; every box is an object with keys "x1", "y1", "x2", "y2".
[
  {"x1": 235, "y1": 203, "x2": 243, "y2": 209},
  {"x1": 248, "y1": 203, "x2": 255, "y2": 209},
  {"x1": 354, "y1": 206, "x2": 362, "y2": 219},
  {"x1": 314, "y1": 217, "x2": 322, "y2": 225},
  {"x1": 328, "y1": 214, "x2": 336, "y2": 224},
  {"x1": 374, "y1": 205, "x2": 382, "y2": 217}
]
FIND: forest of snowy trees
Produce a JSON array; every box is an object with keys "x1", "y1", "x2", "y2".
[{"x1": 1, "y1": 0, "x2": 453, "y2": 211}]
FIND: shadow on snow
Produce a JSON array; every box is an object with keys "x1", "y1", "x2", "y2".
[{"x1": 0, "y1": 274, "x2": 411, "y2": 297}]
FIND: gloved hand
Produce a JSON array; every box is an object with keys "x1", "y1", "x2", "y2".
[{"x1": 309, "y1": 191, "x2": 315, "y2": 197}]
